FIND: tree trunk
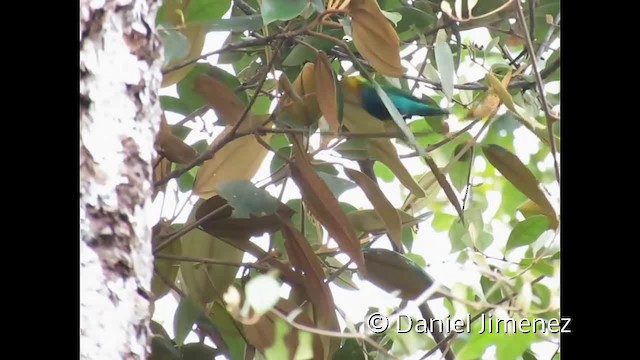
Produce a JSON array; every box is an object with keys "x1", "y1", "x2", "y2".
[{"x1": 80, "y1": 0, "x2": 163, "y2": 359}]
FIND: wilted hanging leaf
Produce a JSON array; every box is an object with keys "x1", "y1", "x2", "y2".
[
  {"x1": 179, "y1": 201, "x2": 245, "y2": 305},
  {"x1": 194, "y1": 75, "x2": 245, "y2": 126},
  {"x1": 470, "y1": 93, "x2": 501, "y2": 119},
  {"x1": 486, "y1": 71, "x2": 516, "y2": 113},
  {"x1": 193, "y1": 127, "x2": 271, "y2": 199},
  {"x1": 276, "y1": 63, "x2": 321, "y2": 129},
  {"x1": 195, "y1": 195, "x2": 294, "y2": 239},
  {"x1": 243, "y1": 299, "x2": 325, "y2": 360},
  {"x1": 482, "y1": 144, "x2": 556, "y2": 218},
  {"x1": 349, "y1": 0, "x2": 403, "y2": 77},
  {"x1": 279, "y1": 218, "x2": 338, "y2": 329},
  {"x1": 362, "y1": 248, "x2": 443, "y2": 300},
  {"x1": 314, "y1": 51, "x2": 342, "y2": 133},
  {"x1": 155, "y1": 115, "x2": 198, "y2": 164},
  {"x1": 434, "y1": 29, "x2": 455, "y2": 101},
  {"x1": 289, "y1": 141, "x2": 366, "y2": 273},
  {"x1": 344, "y1": 168, "x2": 403, "y2": 251},
  {"x1": 153, "y1": 157, "x2": 172, "y2": 198}
]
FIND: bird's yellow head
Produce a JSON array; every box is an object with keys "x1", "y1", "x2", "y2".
[{"x1": 343, "y1": 75, "x2": 364, "y2": 92}]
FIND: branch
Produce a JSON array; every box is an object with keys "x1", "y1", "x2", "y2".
[
  {"x1": 514, "y1": 0, "x2": 560, "y2": 183},
  {"x1": 402, "y1": 56, "x2": 559, "y2": 91},
  {"x1": 156, "y1": 254, "x2": 270, "y2": 271},
  {"x1": 420, "y1": 275, "x2": 545, "y2": 360}
]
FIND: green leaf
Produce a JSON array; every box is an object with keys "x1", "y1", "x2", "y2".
[
  {"x1": 533, "y1": 283, "x2": 551, "y2": 309},
  {"x1": 496, "y1": 331, "x2": 537, "y2": 360},
  {"x1": 532, "y1": 259, "x2": 555, "y2": 277},
  {"x1": 318, "y1": 172, "x2": 357, "y2": 197},
  {"x1": 180, "y1": 343, "x2": 218, "y2": 360},
  {"x1": 177, "y1": 64, "x2": 247, "y2": 112},
  {"x1": 287, "y1": 199, "x2": 321, "y2": 248},
  {"x1": 208, "y1": 14, "x2": 264, "y2": 32},
  {"x1": 393, "y1": 7, "x2": 435, "y2": 33},
  {"x1": 404, "y1": 253, "x2": 426, "y2": 268},
  {"x1": 159, "y1": 29, "x2": 191, "y2": 65},
  {"x1": 270, "y1": 134, "x2": 290, "y2": 149},
  {"x1": 216, "y1": 180, "x2": 280, "y2": 218},
  {"x1": 434, "y1": 29, "x2": 455, "y2": 101},
  {"x1": 480, "y1": 276, "x2": 503, "y2": 303},
  {"x1": 174, "y1": 297, "x2": 203, "y2": 346},
  {"x1": 449, "y1": 220, "x2": 470, "y2": 252},
  {"x1": 457, "y1": 322, "x2": 498, "y2": 360},
  {"x1": 150, "y1": 320, "x2": 172, "y2": 340},
  {"x1": 160, "y1": 96, "x2": 190, "y2": 116},
  {"x1": 332, "y1": 338, "x2": 365, "y2": 360},
  {"x1": 186, "y1": 0, "x2": 231, "y2": 23},
  {"x1": 374, "y1": 162, "x2": 394, "y2": 182},
  {"x1": 381, "y1": 10, "x2": 403, "y2": 26},
  {"x1": 261, "y1": 0, "x2": 307, "y2": 25},
  {"x1": 294, "y1": 331, "x2": 314, "y2": 360},
  {"x1": 432, "y1": 213, "x2": 455, "y2": 232},
  {"x1": 178, "y1": 167, "x2": 198, "y2": 192},
  {"x1": 506, "y1": 215, "x2": 549, "y2": 250},
  {"x1": 264, "y1": 319, "x2": 291, "y2": 360},
  {"x1": 283, "y1": 30, "x2": 344, "y2": 67},
  {"x1": 209, "y1": 302, "x2": 246, "y2": 360},
  {"x1": 150, "y1": 335, "x2": 181, "y2": 360},
  {"x1": 450, "y1": 142, "x2": 473, "y2": 192}
]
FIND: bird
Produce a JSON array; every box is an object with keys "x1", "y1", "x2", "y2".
[
  {"x1": 340, "y1": 76, "x2": 449, "y2": 185},
  {"x1": 342, "y1": 75, "x2": 449, "y2": 121}
]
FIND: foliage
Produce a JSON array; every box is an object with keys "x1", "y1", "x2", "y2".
[{"x1": 150, "y1": 0, "x2": 561, "y2": 359}]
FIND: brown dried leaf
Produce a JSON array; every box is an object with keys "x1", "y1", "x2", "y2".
[
  {"x1": 314, "y1": 51, "x2": 340, "y2": 133},
  {"x1": 193, "y1": 127, "x2": 271, "y2": 199},
  {"x1": 194, "y1": 75, "x2": 266, "y2": 131},
  {"x1": 243, "y1": 298, "x2": 324, "y2": 359},
  {"x1": 423, "y1": 156, "x2": 465, "y2": 223},
  {"x1": 289, "y1": 140, "x2": 366, "y2": 273},
  {"x1": 280, "y1": 217, "x2": 337, "y2": 329},
  {"x1": 276, "y1": 63, "x2": 320, "y2": 129},
  {"x1": 482, "y1": 144, "x2": 556, "y2": 218},
  {"x1": 155, "y1": 114, "x2": 198, "y2": 164},
  {"x1": 344, "y1": 168, "x2": 403, "y2": 251},
  {"x1": 349, "y1": 0, "x2": 403, "y2": 77},
  {"x1": 153, "y1": 157, "x2": 172, "y2": 198}
]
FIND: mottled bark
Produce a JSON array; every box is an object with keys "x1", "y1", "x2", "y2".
[{"x1": 80, "y1": 0, "x2": 163, "y2": 359}]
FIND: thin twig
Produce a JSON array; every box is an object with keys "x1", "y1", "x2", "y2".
[
  {"x1": 514, "y1": 0, "x2": 560, "y2": 183},
  {"x1": 156, "y1": 254, "x2": 270, "y2": 270},
  {"x1": 269, "y1": 308, "x2": 400, "y2": 360}
]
